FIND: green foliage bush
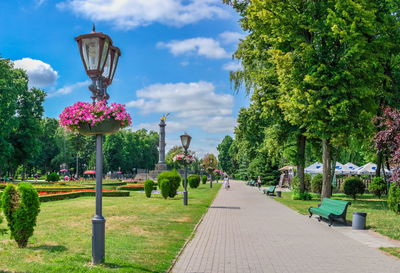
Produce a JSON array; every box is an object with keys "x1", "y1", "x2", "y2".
[
  {"x1": 202, "y1": 175, "x2": 207, "y2": 184},
  {"x1": 2, "y1": 183, "x2": 40, "y2": 248},
  {"x1": 388, "y1": 183, "x2": 400, "y2": 214},
  {"x1": 188, "y1": 174, "x2": 200, "y2": 189},
  {"x1": 368, "y1": 177, "x2": 386, "y2": 198},
  {"x1": 343, "y1": 177, "x2": 365, "y2": 200},
  {"x1": 291, "y1": 174, "x2": 311, "y2": 191},
  {"x1": 311, "y1": 174, "x2": 323, "y2": 194},
  {"x1": 46, "y1": 172, "x2": 60, "y2": 182},
  {"x1": 292, "y1": 189, "x2": 312, "y2": 200},
  {"x1": 158, "y1": 170, "x2": 181, "y2": 199},
  {"x1": 144, "y1": 179, "x2": 154, "y2": 198}
]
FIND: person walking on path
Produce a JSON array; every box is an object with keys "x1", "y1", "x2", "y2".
[
  {"x1": 223, "y1": 174, "x2": 230, "y2": 190},
  {"x1": 257, "y1": 176, "x2": 262, "y2": 190}
]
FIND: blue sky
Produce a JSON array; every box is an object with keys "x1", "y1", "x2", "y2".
[{"x1": 0, "y1": 0, "x2": 249, "y2": 158}]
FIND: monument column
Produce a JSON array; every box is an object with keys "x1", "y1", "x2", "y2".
[{"x1": 156, "y1": 117, "x2": 167, "y2": 170}]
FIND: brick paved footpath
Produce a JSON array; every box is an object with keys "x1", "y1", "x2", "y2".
[{"x1": 171, "y1": 180, "x2": 400, "y2": 273}]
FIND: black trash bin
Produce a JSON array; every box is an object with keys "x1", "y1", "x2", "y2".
[
  {"x1": 276, "y1": 191, "x2": 282, "y2": 197},
  {"x1": 352, "y1": 212, "x2": 367, "y2": 230}
]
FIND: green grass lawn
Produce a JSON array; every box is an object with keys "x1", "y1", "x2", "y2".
[
  {"x1": 0, "y1": 183, "x2": 221, "y2": 273},
  {"x1": 275, "y1": 192, "x2": 400, "y2": 240}
]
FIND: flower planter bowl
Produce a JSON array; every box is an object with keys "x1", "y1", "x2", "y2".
[{"x1": 77, "y1": 119, "x2": 121, "y2": 136}]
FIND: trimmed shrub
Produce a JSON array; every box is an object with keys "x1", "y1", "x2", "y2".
[
  {"x1": 388, "y1": 183, "x2": 400, "y2": 214},
  {"x1": 46, "y1": 172, "x2": 60, "y2": 182},
  {"x1": 188, "y1": 174, "x2": 200, "y2": 189},
  {"x1": 343, "y1": 177, "x2": 365, "y2": 200},
  {"x1": 368, "y1": 177, "x2": 386, "y2": 198},
  {"x1": 311, "y1": 174, "x2": 323, "y2": 194},
  {"x1": 2, "y1": 183, "x2": 40, "y2": 248},
  {"x1": 202, "y1": 175, "x2": 207, "y2": 184},
  {"x1": 158, "y1": 170, "x2": 181, "y2": 198},
  {"x1": 144, "y1": 179, "x2": 154, "y2": 198}
]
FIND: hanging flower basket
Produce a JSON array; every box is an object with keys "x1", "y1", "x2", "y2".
[
  {"x1": 173, "y1": 154, "x2": 195, "y2": 165},
  {"x1": 59, "y1": 100, "x2": 132, "y2": 136},
  {"x1": 77, "y1": 118, "x2": 121, "y2": 136}
]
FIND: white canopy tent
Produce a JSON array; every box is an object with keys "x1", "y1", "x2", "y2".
[
  {"x1": 356, "y1": 162, "x2": 377, "y2": 175},
  {"x1": 344, "y1": 162, "x2": 360, "y2": 174},
  {"x1": 305, "y1": 162, "x2": 347, "y2": 174},
  {"x1": 305, "y1": 162, "x2": 323, "y2": 174},
  {"x1": 357, "y1": 162, "x2": 391, "y2": 175}
]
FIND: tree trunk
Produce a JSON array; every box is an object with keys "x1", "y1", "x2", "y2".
[
  {"x1": 376, "y1": 151, "x2": 382, "y2": 177},
  {"x1": 296, "y1": 133, "x2": 306, "y2": 193},
  {"x1": 321, "y1": 139, "x2": 332, "y2": 198}
]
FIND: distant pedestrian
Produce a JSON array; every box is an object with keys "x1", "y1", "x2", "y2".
[
  {"x1": 257, "y1": 176, "x2": 262, "y2": 190},
  {"x1": 223, "y1": 174, "x2": 230, "y2": 190}
]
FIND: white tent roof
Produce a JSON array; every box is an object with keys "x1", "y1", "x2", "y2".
[
  {"x1": 305, "y1": 162, "x2": 323, "y2": 174},
  {"x1": 344, "y1": 162, "x2": 360, "y2": 173},
  {"x1": 356, "y1": 162, "x2": 377, "y2": 175},
  {"x1": 337, "y1": 162, "x2": 360, "y2": 174}
]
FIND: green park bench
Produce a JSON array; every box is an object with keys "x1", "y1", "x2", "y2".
[
  {"x1": 263, "y1": 185, "x2": 276, "y2": 196},
  {"x1": 308, "y1": 198, "x2": 351, "y2": 226}
]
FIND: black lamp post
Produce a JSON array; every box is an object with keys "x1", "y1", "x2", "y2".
[
  {"x1": 180, "y1": 133, "x2": 192, "y2": 206},
  {"x1": 75, "y1": 26, "x2": 121, "y2": 265}
]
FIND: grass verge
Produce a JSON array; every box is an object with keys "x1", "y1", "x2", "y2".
[
  {"x1": 381, "y1": 247, "x2": 400, "y2": 259},
  {"x1": 0, "y1": 183, "x2": 221, "y2": 273},
  {"x1": 274, "y1": 192, "x2": 400, "y2": 240}
]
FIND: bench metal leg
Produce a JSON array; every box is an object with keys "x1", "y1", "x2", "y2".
[
  {"x1": 329, "y1": 217, "x2": 333, "y2": 227},
  {"x1": 318, "y1": 216, "x2": 322, "y2": 222}
]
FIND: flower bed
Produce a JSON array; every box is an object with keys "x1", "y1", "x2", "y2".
[
  {"x1": 116, "y1": 184, "x2": 150, "y2": 191},
  {"x1": 38, "y1": 189, "x2": 130, "y2": 202},
  {"x1": 34, "y1": 186, "x2": 94, "y2": 191}
]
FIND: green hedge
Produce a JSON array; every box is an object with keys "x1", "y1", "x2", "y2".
[{"x1": 39, "y1": 191, "x2": 130, "y2": 202}]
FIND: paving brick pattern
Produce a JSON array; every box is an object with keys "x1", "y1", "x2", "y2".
[{"x1": 171, "y1": 180, "x2": 400, "y2": 273}]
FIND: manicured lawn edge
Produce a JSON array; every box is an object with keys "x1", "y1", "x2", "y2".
[
  {"x1": 167, "y1": 183, "x2": 222, "y2": 272},
  {"x1": 380, "y1": 247, "x2": 400, "y2": 259}
]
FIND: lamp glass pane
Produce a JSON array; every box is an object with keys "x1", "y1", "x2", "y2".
[
  {"x1": 82, "y1": 37, "x2": 100, "y2": 70},
  {"x1": 99, "y1": 39, "x2": 110, "y2": 71},
  {"x1": 109, "y1": 52, "x2": 119, "y2": 82},
  {"x1": 102, "y1": 50, "x2": 112, "y2": 78}
]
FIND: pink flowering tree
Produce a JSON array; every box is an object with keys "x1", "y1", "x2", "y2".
[
  {"x1": 59, "y1": 100, "x2": 132, "y2": 134},
  {"x1": 374, "y1": 106, "x2": 400, "y2": 182}
]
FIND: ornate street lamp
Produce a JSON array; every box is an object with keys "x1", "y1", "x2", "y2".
[
  {"x1": 180, "y1": 133, "x2": 192, "y2": 206},
  {"x1": 75, "y1": 26, "x2": 121, "y2": 265}
]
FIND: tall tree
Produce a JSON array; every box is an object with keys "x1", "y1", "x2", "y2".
[{"x1": 217, "y1": 136, "x2": 234, "y2": 174}]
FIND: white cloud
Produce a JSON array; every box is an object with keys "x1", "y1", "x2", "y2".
[
  {"x1": 157, "y1": 38, "x2": 229, "y2": 59},
  {"x1": 57, "y1": 0, "x2": 230, "y2": 29},
  {"x1": 47, "y1": 81, "x2": 90, "y2": 98},
  {"x1": 219, "y1": 31, "x2": 245, "y2": 44},
  {"x1": 126, "y1": 81, "x2": 235, "y2": 134},
  {"x1": 223, "y1": 61, "x2": 242, "y2": 71},
  {"x1": 13, "y1": 58, "x2": 58, "y2": 88},
  {"x1": 35, "y1": 0, "x2": 47, "y2": 7}
]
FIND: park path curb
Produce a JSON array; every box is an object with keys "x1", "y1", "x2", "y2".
[{"x1": 167, "y1": 184, "x2": 222, "y2": 273}]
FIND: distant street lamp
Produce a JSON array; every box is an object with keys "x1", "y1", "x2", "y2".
[
  {"x1": 75, "y1": 26, "x2": 121, "y2": 265},
  {"x1": 180, "y1": 133, "x2": 192, "y2": 206}
]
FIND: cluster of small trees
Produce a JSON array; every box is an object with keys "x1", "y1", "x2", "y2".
[{"x1": 221, "y1": 0, "x2": 400, "y2": 200}]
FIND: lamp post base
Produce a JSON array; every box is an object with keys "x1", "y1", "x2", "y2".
[
  {"x1": 92, "y1": 215, "x2": 106, "y2": 264},
  {"x1": 210, "y1": 181, "x2": 213, "y2": 188},
  {"x1": 183, "y1": 191, "x2": 188, "y2": 206}
]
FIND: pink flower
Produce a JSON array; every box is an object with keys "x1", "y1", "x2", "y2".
[{"x1": 59, "y1": 100, "x2": 132, "y2": 132}]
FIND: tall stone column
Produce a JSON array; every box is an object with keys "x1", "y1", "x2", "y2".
[{"x1": 156, "y1": 118, "x2": 167, "y2": 171}]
